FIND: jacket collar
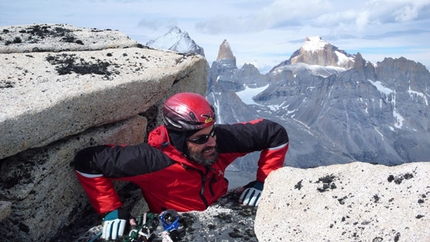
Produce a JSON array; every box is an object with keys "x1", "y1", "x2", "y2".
[{"x1": 148, "y1": 125, "x2": 207, "y2": 170}]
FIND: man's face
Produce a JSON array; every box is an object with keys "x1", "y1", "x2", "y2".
[{"x1": 186, "y1": 125, "x2": 219, "y2": 166}]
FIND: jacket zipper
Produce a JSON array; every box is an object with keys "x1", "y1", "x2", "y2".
[
  {"x1": 182, "y1": 164, "x2": 209, "y2": 208},
  {"x1": 209, "y1": 174, "x2": 216, "y2": 196}
]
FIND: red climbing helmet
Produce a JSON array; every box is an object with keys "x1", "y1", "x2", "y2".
[{"x1": 163, "y1": 92, "x2": 216, "y2": 131}]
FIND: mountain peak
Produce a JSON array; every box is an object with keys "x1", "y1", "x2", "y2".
[
  {"x1": 146, "y1": 26, "x2": 205, "y2": 56},
  {"x1": 286, "y1": 36, "x2": 355, "y2": 69},
  {"x1": 216, "y1": 39, "x2": 236, "y2": 61},
  {"x1": 168, "y1": 26, "x2": 182, "y2": 35},
  {"x1": 302, "y1": 36, "x2": 328, "y2": 52}
]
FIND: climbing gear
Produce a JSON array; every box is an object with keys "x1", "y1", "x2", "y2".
[
  {"x1": 163, "y1": 92, "x2": 216, "y2": 131},
  {"x1": 92, "y1": 209, "x2": 185, "y2": 242},
  {"x1": 123, "y1": 212, "x2": 159, "y2": 242},
  {"x1": 159, "y1": 209, "x2": 180, "y2": 232},
  {"x1": 158, "y1": 209, "x2": 184, "y2": 242}
]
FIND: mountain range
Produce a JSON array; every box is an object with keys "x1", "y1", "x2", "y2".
[{"x1": 146, "y1": 27, "x2": 430, "y2": 170}]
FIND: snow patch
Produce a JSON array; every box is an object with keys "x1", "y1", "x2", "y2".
[
  {"x1": 335, "y1": 50, "x2": 351, "y2": 66},
  {"x1": 302, "y1": 36, "x2": 327, "y2": 52},
  {"x1": 367, "y1": 79, "x2": 406, "y2": 129},
  {"x1": 236, "y1": 84, "x2": 269, "y2": 105},
  {"x1": 367, "y1": 79, "x2": 393, "y2": 95},
  {"x1": 408, "y1": 83, "x2": 428, "y2": 106},
  {"x1": 374, "y1": 127, "x2": 384, "y2": 139},
  {"x1": 393, "y1": 109, "x2": 404, "y2": 128}
]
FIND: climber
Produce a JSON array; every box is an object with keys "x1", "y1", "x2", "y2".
[{"x1": 73, "y1": 92, "x2": 289, "y2": 240}]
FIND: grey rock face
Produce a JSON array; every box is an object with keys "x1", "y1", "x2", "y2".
[
  {"x1": 0, "y1": 116, "x2": 148, "y2": 241},
  {"x1": 255, "y1": 162, "x2": 430, "y2": 241},
  {"x1": 0, "y1": 24, "x2": 207, "y2": 241},
  {"x1": 258, "y1": 59, "x2": 430, "y2": 166},
  {"x1": 0, "y1": 25, "x2": 207, "y2": 159}
]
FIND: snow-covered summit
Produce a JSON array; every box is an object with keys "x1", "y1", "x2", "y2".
[
  {"x1": 271, "y1": 36, "x2": 356, "y2": 72},
  {"x1": 302, "y1": 36, "x2": 328, "y2": 52},
  {"x1": 146, "y1": 26, "x2": 205, "y2": 56}
]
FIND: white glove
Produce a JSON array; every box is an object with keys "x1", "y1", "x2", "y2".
[
  {"x1": 101, "y1": 208, "x2": 129, "y2": 240},
  {"x1": 239, "y1": 181, "x2": 264, "y2": 206}
]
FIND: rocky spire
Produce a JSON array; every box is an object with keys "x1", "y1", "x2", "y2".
[{"x1": 216, "y1": 39, "x2": 236, "y2": 61}]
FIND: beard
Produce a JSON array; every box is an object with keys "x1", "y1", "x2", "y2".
[{"x1": 188, "y1": 145, "x2": 219, "y2": 167}]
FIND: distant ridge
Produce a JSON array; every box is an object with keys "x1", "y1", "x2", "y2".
[{"x1": 146, "y1": 26, "x2": 205, "y2": 56}]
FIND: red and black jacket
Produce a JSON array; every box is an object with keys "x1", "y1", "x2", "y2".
[{"x1": 74, "y1": 118, "x2": 289, "y2": 214}]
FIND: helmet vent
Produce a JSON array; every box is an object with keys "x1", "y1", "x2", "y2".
[{"x1": 189, "y1": 112, "x2": 196, "y2": 121}]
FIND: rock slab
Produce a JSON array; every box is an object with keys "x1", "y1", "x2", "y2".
[
  {"x1": 255, "y1": 162, "x2": 430, "y2": 241},
  {"x1": 0, "y1": 24, "x2": 207, "y2": 159}
]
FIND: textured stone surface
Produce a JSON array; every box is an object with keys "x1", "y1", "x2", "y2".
[
  {"x1": 0, "y1": 29, "x2": 207, "y2": 159},
  {"x1": 0, "y1": 23, "x2": 137, "y2": 53},
  {"x1": 255, "y1": 162, "x2": 430, "y2": 241},
  {"x1": 0, "y1": 24, "x2": 208, "y2": 241},
  {"x1": 0, "y1": 116, "x2": 147, "y2": 241}
]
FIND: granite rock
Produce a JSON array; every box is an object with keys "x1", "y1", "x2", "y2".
[{"x1": 255, "y1": 162, "x2": 430, "y2": 241}]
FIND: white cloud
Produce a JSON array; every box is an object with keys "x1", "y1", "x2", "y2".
[{"x1": 0, "y1": 0, "x2": 429, "y2": 72}]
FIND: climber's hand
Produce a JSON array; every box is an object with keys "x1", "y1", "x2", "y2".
[
  {"x1": 239, "y1": 181, "x2": 264, "y2": 206},
  {"x1": 101, "y1": 208, "x2": 133, "y2": 240}
]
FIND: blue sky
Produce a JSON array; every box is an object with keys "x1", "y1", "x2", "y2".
[{"x1": 1, "y1": 0, "x2": 430, "y2": 73}]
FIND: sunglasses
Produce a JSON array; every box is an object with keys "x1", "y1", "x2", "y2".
[{"x1": 187, "y1": 127, "x2": 216, "y2": 144}]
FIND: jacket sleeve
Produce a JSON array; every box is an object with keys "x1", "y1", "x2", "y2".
[
  {"x1": 216, "y1": 118, "x2": 289, "y2": 182},
  {"x1": 73, "y1": 143, "x2": 173, "y2": 214}
]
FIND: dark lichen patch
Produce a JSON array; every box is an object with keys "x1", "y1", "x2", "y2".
[
  {"x1": 294, "y1": 180, "x2": 303, "y2": 190},
  {"x1": 373, "y1": 194, "x2": 380, "y2": 203},
  {"x1": 394, "y1": 232, "x2": 401, "y2": 242},
  {"x1": 214, "y1": 212, "x2": 233, "y2": 223},
  {"x1": 227, "y1": 227, "x2": 254, "y2": 240},
  {"x1": 45, "y1": 53, "x2": 118, "y2": 77},
  {"x1": 337, "y1": 196, "x2": 348, "y2": 205},
  {"x1": 238, "y1": 206, "x2": 256, "y2": 217},
  {"x1": 179, "y1": 213, "x2": 196, "y2": 232},
  {"x1": 228, "y1": 228, "x2": 244, "y2": 238},
  {"x1": 387, "y1": 173, "x2": 414, "y2": 184},
  {"x1": 316, "y1": 174, "x2": 337, "y2": 192},
  {"x1": 1, "y1": 24, "x2": 86, "y2": 47},
  {"x1": 0, "y1": 80, "x2": 14, "y2": 88},
  {"x1": 207, "y1": 224, "x2": 216, "y2": 230},
  {"x1": 61, "y1": 35, "x2": 84, "y2": 45}
]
